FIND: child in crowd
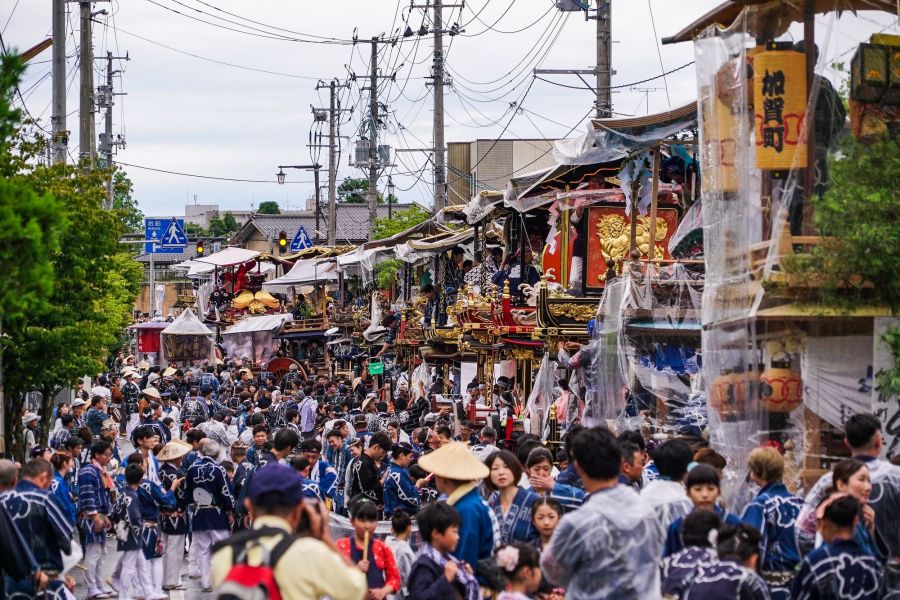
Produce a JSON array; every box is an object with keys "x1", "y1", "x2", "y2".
[
  {"x1": 525, "y1": 447, "x2": 585, "y2": 511},
  {"x1": 336, "y1": 497, "x2": 400, "y2": 600},
  {"x1": 791, "y1": 494, "x2": 883, "y2": 600},
  {"x1": 407, "y1": 501, "x2": 480, "y2": 600},
  {"x1": 531, "y1": 497, "x2": 563, "y2": 550},
  {"x1": 111, "y1": 464, "x2": 156, "y2": 600},
  {"x1": 685, "y1": 524, "x2": 769, "y2": 600},
  {"x1": 385, "y1": 510, "x2": 415, "y2": 600},
  {"x1": 664, "y1": 464, "x2": 741, "y2": 556},
  {"x1": 495, "y1": 543, "x2": 543, "y2": 600},
  {"x1": 660, "y1": 510, "x2": 720, "y2": 599}
]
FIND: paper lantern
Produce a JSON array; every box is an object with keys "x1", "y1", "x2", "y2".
[
  {"x1": 851, "y1": 40, "x2": 900, "y2": 106},
  {"x1": 709, "y1": 369, "x2": 746, "y2": 419},
  {"x1": 760, "y1": 352, "x2": 803, "y2": 413},
  {"x1": 753, "y1": 49, "x2": 808, "y2": 171}
]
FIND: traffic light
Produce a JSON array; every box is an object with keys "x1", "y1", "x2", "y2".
[
  {"x1": 196, "y1": 240, "x2": 204, "y2": 256},
  {"x1": 278, "y1": 230, "x2": 288, "y2": 254}
]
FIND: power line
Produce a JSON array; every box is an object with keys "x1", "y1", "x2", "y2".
[
  {"x1": 646, "y1": 0, "x2": 671, "y2": 107},
  {"x1": 117, "y1": 161, "x2": 312, "y2": 183},
  {"x1": 534, "y1": 60, "x2": 695, "y2": 91},
  {"x1": 463, "y1": 1, "x2": 554, "y2": 36}
]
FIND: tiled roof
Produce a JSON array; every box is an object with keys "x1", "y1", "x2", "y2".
[
  {"x1": 134, "y1": 245, "x2": 199, "y2": 264},
  {"x1": 243, "y1": 204, "x2": 416, "y2": 244}
]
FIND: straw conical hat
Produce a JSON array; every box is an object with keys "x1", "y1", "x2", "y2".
[
  {"x1": 417, "y1": 442, "x2": 489, "y2": 481},
  {"x1": 142, "y1": 386, "x2": 161, "y2": 399},
  {"x1": 157, "y1": 440, "x2": 192, "y2": 462}
]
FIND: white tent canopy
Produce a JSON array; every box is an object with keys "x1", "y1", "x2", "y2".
[
  {"x1": 161, "y1": 308, "x2": 214, "y2": 336},
  {"x1": 262, "y1": 259, "x2": 338, "y2": 294},
  {"x1": 194, "y1": 246, "x2": 260, "y2": 267},
  {"x1": 221, "y1": 313, "x2": 293, "y2": 365},
  {"x1": 159, "y1": 308, "x2": 215, "y2": 367}
]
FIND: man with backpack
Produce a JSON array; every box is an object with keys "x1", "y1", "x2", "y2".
[{"x1": 211, "y1": 463, "x2": 367, "y2": 600}]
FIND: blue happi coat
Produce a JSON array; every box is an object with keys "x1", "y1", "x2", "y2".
[
  {"x1": 185, "y1": 455, "x2": 235, "y2": 531},
  {"x1": 50, "y1": 472, "x2": 77, "y2": 525},
  {"x1": 791, "y1": 537, "x2": 883, "y2": 600},
  {"x1": 383, "y1": 462, "x2": 420, "y2": 516},
  {"x1": 137, "y1": 478, "x2": 176, "y2": 559},
  {"x1": 660, "y1": 545, "x2": 715, "y2": 599},
  {"x1": 741, "y1": 482, "x2": 803, "y2": 600},
  {"x1": 325, "y1": 442, "x2": 352, "y2": 512},
  {"x1": 158, "y1": 462, "x2": 189, "y2": 535},
  {"x1": 309, "y1": 459, "x2": 339, "y2": 500},
  {"x1": 665, "y1": 505, "x2": 742, "y2": 556},
  {"x1": 112, "y1": 486, "x2": 142, "y2": 552},
  {"x1": 77, "y1": 462, "x2": 112, "y2": 545},
  {"x1": 489, "y1": 487, "x2": 540, "y2": 545},
  {"x1": 685, "y1": 557, "x2": 772, "y2": 600},
  {"x1": 0, "y1": 480, "x2": 74, "y2": 572}
]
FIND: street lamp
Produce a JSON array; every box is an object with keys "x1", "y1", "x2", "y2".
[
  {"x1": 275, "y1": 164, "x2": 323, "y2": 242},
  {"x1": 387, "y1": 176, "x2": 395, "y2": 219}
]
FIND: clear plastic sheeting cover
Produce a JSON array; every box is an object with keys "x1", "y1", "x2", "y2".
[
  {"x1": 552, "y1": 103, "x2": 697, "y2": 166},
  {"x1": 586, "y1": 278, "x2": 627, "y2": 427},
  {"x1": 615, "y1": 263, "x2": 705, "y2": 438},
  {"x1": 526, "y1": 353, "x2": 556, "y2": 437}
]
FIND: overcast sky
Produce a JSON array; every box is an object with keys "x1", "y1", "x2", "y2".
[{"x1": 6, "y1": 1, "x2": 894, "y2": 218}]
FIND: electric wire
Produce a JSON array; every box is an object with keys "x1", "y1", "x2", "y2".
[
  {"x1": 646, "y1": 0, "x2": 671, "y2": 107},
  {"x1": 118, "y1": 161, "x2": 313, "y2": 183}
]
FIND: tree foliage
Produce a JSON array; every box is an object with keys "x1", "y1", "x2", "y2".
[
  {"x1": 337, "y1": 177, "x2": 385, "y2": 204},
  {"x1": 208, "y1": 211, "x2": 239, "y2": 237},
  {"x1": 371, "y1": 204, "x2": 431, "y2": 240},
  {"x1": 257, "y1": 200, "x2": 281, "y2": 214},
  {"x1": 112, "y1": 170, "x2": 144, "y2": 232},
  {"x1": 374, "y1": 259, "x2": 402, "y2": 291},
  {"x1": 0, "y1": 53, "x2": 141, "y2": 458},
  {"x1": 784, "y1": 134, "x2": 900, "y2": 311}
]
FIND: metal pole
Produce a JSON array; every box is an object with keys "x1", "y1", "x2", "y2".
[
  {"x1": 79, "y1": 0, "x2": 95, "y2": 163},
  {"x1": 314, "y1": 166, "x2": 322, "y2": 243},
  {"x1": 149, "y1": 243, "x2": 156, "y2": 317},
  {"x1": 327, "y1": 80, "x2": 338, "y2": 246},
  {"x1": 51, "y1": 0, "x2": 67, "y2": 165},
  {"x1": 596, "y1": 0, "x2": 612, "y2": 118},
  {"x1": 433, "y1": 0, "x2": 447, "y2": 213},
  {"x1": 104, "y1": 51, "x2": 114, "y2": 209},
  {"x1": 368, "y1": 38, "x2": 379, "y2": 237}
]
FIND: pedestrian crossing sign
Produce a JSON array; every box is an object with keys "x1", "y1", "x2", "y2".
[
  {"x1": 290, "y1": 226, "x2": 314, "y2": 252},
  {"x1": 160, "y1": 218, "x2": 188, "y2": 248}
]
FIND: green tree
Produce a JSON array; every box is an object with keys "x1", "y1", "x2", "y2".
[
  {"x1": 257, "y1": 201, "x2": 281, "y2": 214},
  {"x1": 371, "y1": 204, "x2": 431, "y2": 240},
  {"x1": 208, "y1": 211, "x2": 240, "y2": 238},
  {"x1": 0, "y1": 55, "x2": 142, "y2": 456},
  {"x1": 374, "y1": 259, "x2": 402, "y2": 291},
  {"x1": 184, "y1": 222, "x2": 204, "y2": 237},
  {"x1": 222, "y1": 211, "x2": 238, "y2": 232},
  {"x1": 0, "y1": 54, "x2": 66, "y2": 458},
  {"x1": 112, "y1": 170, "x2": 144, "y2": 232},
  {"x1": 784, "y1": 134, "x2": 900, "y2": 311},
  {"x1": 337, "y1": 177, "x2": 385, "y2": 204}
]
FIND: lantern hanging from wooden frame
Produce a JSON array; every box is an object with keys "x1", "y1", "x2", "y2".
[
  {"x1": 753, "y1": 48, "x2": 808, "y2": 171},
  {"x1": 760, "y1": 351, "x2": 803, "y2": 413}
]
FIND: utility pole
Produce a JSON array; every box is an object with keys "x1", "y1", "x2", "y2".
[
  {"x1": 79, "y1": 1, "x2": 95, "y2": 163},
  {"x1": 596, "y1": 0, "x2": 612, "y2": 118},
  {"x1": 367, "y1": 37, "x2": 379, "y2": 235},
  {"x1": 51, "y1": 0, "x2": 67, "y2": 165},
  {"x1": 432, "y1": 0, "x2": 447, "y2": 214},
  {"x1": 314, "y1": 79, "x2": 351, "y2": 246},
  {"x1": 535, "y1": 1, "x2": 615, "y2": 118},
  {"x1": 99, "y1": 51, "x2": 129, "y2": 210}
]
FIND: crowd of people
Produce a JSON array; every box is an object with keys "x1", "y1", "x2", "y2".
[{"x1": 2, "y1": 355, "x2": 900, "y2": 600}]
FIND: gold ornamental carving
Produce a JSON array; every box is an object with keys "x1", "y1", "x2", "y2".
[
  {"x1": 506, "y1": 348, "x2": 535, "y2": 361},
  {"x1": 595, "y1": 214, "x2": 668, "y2": 281},
  {"x1": 548, "y1": 303, "x2": 597, "y2": 322}
]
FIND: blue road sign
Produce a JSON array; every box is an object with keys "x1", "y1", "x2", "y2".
[
  {"x1": 290, "y1": 225, "x2": 314, "y2": 252},
  {"x1": 145, "y1": 218, "x2": 187, "y2": 254}
]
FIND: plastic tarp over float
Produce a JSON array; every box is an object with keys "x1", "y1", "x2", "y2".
[
  {"x1": 159, "y1": 309, "x2": 216, "y2": 367},
  {"x1": 221, "y1": 313, "x2": 293, "y2": 366},
  {"x1": 262, "y1": 259, "x2": 339, "y2": 294}
]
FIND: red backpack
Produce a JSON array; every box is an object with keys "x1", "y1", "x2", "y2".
[{"x1": 212, "y1": 527, "x2": 295, "y2": 600}]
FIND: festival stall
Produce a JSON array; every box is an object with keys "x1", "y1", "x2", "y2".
[
  {"x1": 220, "y1": 313, "x2": 294, "y2": 368},
  {"x1": 159, "y1": 308, "x2": 216, "y2": 368},
  {"x1": 663, "y1": 0, "x2": 899, "y2": 501},
  {"x1": 128, "y1": 321, "x2": 170, "y2": 367}
]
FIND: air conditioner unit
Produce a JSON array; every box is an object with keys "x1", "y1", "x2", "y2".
[{"x1": 353, "y1": 140, "x2": 370, "y2": 167}]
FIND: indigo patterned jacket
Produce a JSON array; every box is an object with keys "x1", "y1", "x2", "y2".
[
  {"x1": 741, "y1": 482, "x2": 803, "y2": 573},
  {"x1": 0, "y1": 480, "x2": 74, "y2": 572},
  {"x1": 158, "y1": 462, "x2": 188, "y2": 535},
  {"x1": 684, "y1": 557, "x2": 771, "y2": 600},
  {"x1": 791, "y1": 537, "x2": 882, "y2": 600},
  {"x1": 383, "y1": 462, "x2": 420, "y2": 516},
  {"x1": 660, "y1": 545, "x2": 715, "y2": 599},
  {"x1": 185, "y1": 455, "x2": 235, "y2": 531},
  {"x1": 488, "y1": 487, "x2": 540, "y2": 545}
]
